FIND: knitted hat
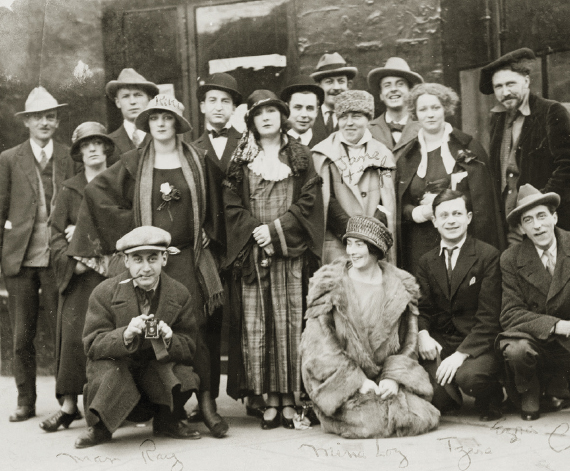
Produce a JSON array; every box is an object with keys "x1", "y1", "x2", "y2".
[
  {"x1": 116, "y1": 226, "x2": 171, "y2": 254},
  {"x1": 343, "y1": 216, "x2": 393, "y2": 256},
  {"x1": 506, "y1": 184, "x2": 560, "y2": 226},
  {"x1": 135, "y1": 94, "x2": 192, "y2": 134},
  {"x1": 334, "y1": 90, "x2": 375, "y2": 119}
]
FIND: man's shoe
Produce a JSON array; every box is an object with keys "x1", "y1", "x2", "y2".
[
  {"x1": 541, "y1": 395, "x2": 570, "y2": 412},
  {"x1": 153, "y1": 420, "x2": 201, "y2": 440},
  {"x1": 479, "y1": 404, "x2": 503, "y2": 422},
  {"x1": 40, "y1": 409, "x2": 82, "y2": 432},
  {"x1": 521, "y1": 410, "x2": 540, "y2": 421},
  {"x1": 75, "y1": 424, "x2": 112, "y2": 449},
  {"x1": 202, "y1": 398, "x2": 228, "y2": 438},
  {"x1": 9, "y1": 406, "x2": 36, "y2": 422}
]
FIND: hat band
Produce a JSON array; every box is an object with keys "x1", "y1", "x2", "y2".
[{"x1": 316, "y1": 63, "x2": 349, "y2": 72}]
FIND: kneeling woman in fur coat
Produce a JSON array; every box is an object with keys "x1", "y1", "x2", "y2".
[{"x1": 300, "y1": 216, "x2": 439, "y2": 439}]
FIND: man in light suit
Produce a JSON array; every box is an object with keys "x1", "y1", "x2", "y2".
[
  {"x1": 367, "y1": 57, "x2": 423, "y2": 161},
  {"x1": 0, "y1": 86, "x2": 75, "y2": 422},
  {"x1": 310, "y1": 53, "x2": 357, "y2": 145},
  {"x1": 499, "y1": 184, "x2": 570, "y2": 420},
  {"x1": 416, "y1": 189, "x2": 503, "y2": 421},
  {"x1": 105, "y1": 68, "x2": 159, "y2": 163}
]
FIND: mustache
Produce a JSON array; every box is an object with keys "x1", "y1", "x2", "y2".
[{"x1": 502, "y1": 95, "x2": 517, "y2": 102}]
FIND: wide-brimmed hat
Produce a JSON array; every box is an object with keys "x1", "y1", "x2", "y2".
[
  {"x1": 343, "y1": 215, "x2": 393, "y2": 257},
  {"x1": 135, "y1": 94, "x2": 192, "y2": 134},
  {"x1": 70, "y1": 122, "x2": 114, "y2": 162},
  {"x1": 105, "y1": 68, "x2": 159, "y2": 100},
  {"x1": 197, "y1": 73, "x2": 242, "y2": 105},
  {"x1": 280, "y1": 75, "x2": 325, "y2": 105},
  {"x1": 14, "y1": 86, "x2": 67, "y2": 117},
  {"x1": 245, "y1": 90, "x2": 289, "y2": 124},
  {"x1": 310, "y1": 53, "x2": 358, "y2": 82},
  {"x1": 335, "y1": 90, "x2": 375, "y2": 119},
  {"x1": 506, "y1": 184, "x2": 560, "y2": 226},
  {"x1": 367, "y1": 57, "x2": 424, "y2": 97},
  {"x1": 479, "y1": 48, "x2": 536, "y2": 95},
  {"x1": 117, "y1": 226, "x2": 171, "y2": 254}
]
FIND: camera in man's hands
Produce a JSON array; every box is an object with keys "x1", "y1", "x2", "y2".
[{"x1": 144, "y1": 318, "x2": 159, "y2": 339}]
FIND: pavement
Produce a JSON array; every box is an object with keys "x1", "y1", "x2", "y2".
[{"x1": 1, "y1": 376, "x2": 570, "y2": 471}]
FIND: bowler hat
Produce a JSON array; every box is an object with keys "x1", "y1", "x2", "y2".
[
  {"x1": 479, "y1": 48, "x2": 536, "y2": 95},
  {"x1": 343, "y1": 215, "x2": 393, "y2": 257},
  {"x1": 116, "y1": 226, "x2": 171, "y2": 254},
  {"x1": 15, "y1": 86, "x2": 67, "y2": 117},
  {"x1": 197, "y1": 73, "x2": 242, "y2": 105},
  {"x1": 135, "y1": 94, "x2": 192, "y2": 134},
  {"x1": 506, "y1": 184, "x2": 560, "y2": 226},
  {"x1": 246, "y1": 90, "x2": 289, "y2": 124},
  {"x1": 105, "y1": 68, "x2": 159, "y2": 100},
  {"x1": 280, "y1": 75, "x2": 325, "y2": 105},
  {"x1": 367, "y1": 57, "x2": 423, "y2": 98},
  {"x1": 70, "y1": 122, "x2": 115, "y2": 162},
  {"x1": 334, "y1": 90, "x2": 375, "y2": 119},
  {"x1": 310, "y1": 53, "x2": 358, "y2": 81}
]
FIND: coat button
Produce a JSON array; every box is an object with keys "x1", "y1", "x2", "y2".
[
  {"x1": 361, "y1": 192, "x2": 367, "y2": 198},
  {"x1": 508, "y1": 173, "x2": 514, "y2": 178}
]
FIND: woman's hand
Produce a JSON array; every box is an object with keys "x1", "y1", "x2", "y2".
[
  {"x1": 359, "y1": 378, "x2": 381, "y2": 395},
  {"x1": 377, "y1": 379, "x2": 399, "y2": 400},
  {"x1": 252, "y1": 225, "x2": 271, "y2": 247},
  {"x1": 73, "y1": 261, "x2": 88, "y2": 275},
  {"x1": 64, "y1": 225, "x2": 76, "y2": 243}
]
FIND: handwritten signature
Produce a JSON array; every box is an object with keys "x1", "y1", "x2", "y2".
[
  {"x1": 490, "y1": 418, "x2": 538, "y2": 443},
  {"x1": 140, "y1": 439, "x2": 183, "y2": 471},
  {"x1": 438, "y1": 437, "x2": 492, "y2": 471},
  {"x1": 56, "y1": 453, "x2": 120, "y2": 464}
]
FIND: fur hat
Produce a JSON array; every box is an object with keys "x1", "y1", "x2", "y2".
[
  {"x1": 506, "y1": 184, "x2": 560, "y2": 226},
  {"x1": 343, "y1": 216, "x2": 393, "y2": 256},
  {"x1": 334, "y1": 90, "x2": 374, "y2": 119}
]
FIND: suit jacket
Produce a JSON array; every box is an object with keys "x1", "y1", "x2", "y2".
[
  {"x1": 489, "y1": 93, "x2": 570, "y2": 230},
  {"x1": 311, "y1": 108, "x2": 335, "y2": 146},
  {"x1": 417, "y1": 236, "x2": 502, "y2": 358},
  {"x1": 368, "y1": 113, "x2": 420, "y2": 161},
  {"x1": 0, "y1": 140, "x2": 73, "y2": 276},
  {"x1": 500, "y1": 227, "x2": 570, "y2": 348},
  {"x1": 108, "y1": 124, "x2": 151, "y2": 166}
]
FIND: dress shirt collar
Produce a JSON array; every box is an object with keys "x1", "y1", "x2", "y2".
[
  {"x1": 439, "y1": 234, "x2": 468, "y2": 257},
  {"x1": 133, "y1": 276, "x2": 160, "y2": 292},
  {"x1": 30, "y1": 138, "x2": 53, "y2": 162},
  {"x1": 123, "y1": 119, "x2": 146, "y2": 141},
  {"x1": 491, "y1": 89, "x2": 531, "y2": 116},
  {"x1": 288, "y1": 128, "x2": 313, "y2": 146},
  {"x1": 385, "y1": 112, "x2": 409, "y2": 125},
  {"x1": 206, "y1": 122, "x2": 232, "y2": 132},
  {"x1": 535, "y1": 237, "x2": 557, "y2": 263}
]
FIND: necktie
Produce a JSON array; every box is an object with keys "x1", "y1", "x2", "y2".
[
  {"x1": 325, "y1": 111, "x2": 334, "y2": 135},
  {"x1": 542, "y1": 250, "x2": 555, "y2": 277},
  {"x1": 388, "y1": 122, "x2": 404, "y2": 133},
  {"x1": 499, "y1": 111, "x2": 519, "y2": 192},
  {"x1": 135, "y1": 286, "x2": 155, "y2": 315},
  {"x1": 132, "y1": 130, "x2": 141, "y2": 147},
  {"x1": 210, "y1": 128, "x2": 229, "y2": 139},
  {"x1": 444, "y1": 246, "x2": 458, "y2": 287},
  {"x1": 39, "y1": 149, "x2": 48, "y2": 170}
]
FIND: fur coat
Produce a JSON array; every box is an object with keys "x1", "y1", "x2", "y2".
[{"x1": 300, "y1": 258, "x2": 440, "y2": 438}]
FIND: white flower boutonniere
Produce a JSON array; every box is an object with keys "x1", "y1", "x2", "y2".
[{"x1": 157, "y1": 182, "x2": 181, "y2": 220}]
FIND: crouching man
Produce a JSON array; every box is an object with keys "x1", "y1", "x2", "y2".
[{"x1": 75, "y1": 226, "x2": 201, "y2": 448}]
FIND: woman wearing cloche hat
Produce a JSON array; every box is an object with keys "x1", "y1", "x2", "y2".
[
  {"x1": 300, "y1": 216, "x2": 440, "y2": 438},
  {"x1": 40, "y1": 122, "x2": 113, "y2": 432},
  {"x1": 223, "y1": 89, "x2": 324, "y2": 429},
  {"x1": 66, "y1": 95, "x2": 229, "y2": 438}
]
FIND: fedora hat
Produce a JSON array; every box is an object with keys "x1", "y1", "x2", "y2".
[
  {"x1": 105, "y1": 68, "x2": 159, "y2": 99},
  {"x1": 14, "y1": 86, "x2": 67, "y2": 117},
  {"x1": 479, "y1": 48, "x2": 536, "y2": 95},
  {"x1": 367, "y1": 57, "x2": 423, "y2": 97},
  {"x1": 70, "y1": 122, "x2": 115, "y2": 162},
  {"x1": 197, "y1": 73, "x2": 242, "y2": 105},
  {"x1": 135, "y1": 94, "x2": 192, "y2": 134},
  {"x1": 343, "y1": 215, "x2": 393, "y2": 257},
  {"x1": 506, "y1": 184, "x2": 560, "y2": 226},
  {"x1": 279, "y1": 75, "x2": 325, "y2": 105},
  {"x1": 310, "y1": 53, "x2": 358, "y2": 81},
  {"x1": 245, "y1": 90, "x2": 289, "y2": 125}
]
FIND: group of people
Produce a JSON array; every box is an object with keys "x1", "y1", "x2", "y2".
[{"x1": 2, "y1": 44, "x2": 570, "y2": 447}]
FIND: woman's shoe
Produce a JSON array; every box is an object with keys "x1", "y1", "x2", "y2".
[
  {"x1": 39, "y1": 409, "x2": 82, "y2": 432},
  {"x1": 261, "y1": 407, "x2": 280, "y2": 430},
  {"x1": 281, "y1": 405, "x2": 296, "y2": 429}
]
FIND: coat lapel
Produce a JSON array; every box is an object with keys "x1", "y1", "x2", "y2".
[
  {"x1": 547, "y1": 229, "x2": 570, "y2": 302},
  {"x1": 220, "y1": 127, "x2": 241, "y2": 171},
  {"x1": 397, "y1": 140, "x2": 421, "y2": 201},
  {"x1": 517, "y1": 238, "x2": 551, "y2": 298},
  {"x1": 393, "y1": 121, "x2": 420, "y2": 153},
  {"x1": 369, "y1": 115, "x2": 393, "y2": 149},
  {"x1": 429, "y1": 248, "x2": 450, "y2": 299},
  {"x1": 16, "y1": 141, "x2": 39, "y2": 197},
  {"x1": 450, "y1": 237, "x2": 477, "y2": 299},
  {"x1": 154, "y1": 273, "x2": 179, "y2": 326},
  {"x1": 112, "y1": 275, "x2": 141, "y2": 327}
]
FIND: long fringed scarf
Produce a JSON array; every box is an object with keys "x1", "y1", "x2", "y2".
[{"x1": 134, "y1": 139, "x2": 224, "y2": 315}]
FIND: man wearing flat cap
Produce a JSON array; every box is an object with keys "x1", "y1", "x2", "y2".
[
  {"x1": 480, "y1": 48, "x2": 570, "y2": 242},
  {"x1": 106, "y1": 68, "x2": 159, "y2": 162},
  {"x1": 280, "y1": 75, "x2": 326, "y2": 148},
  {"x1": 0, "y1": 86, "x2": 75, "y2": 422},
  {"x1": 311, "y1": 52, "x2": 357, "y2": 144},
  {"x1": 367, "y1": 57, "x2": 423, "y2": 161},
  {"x1": 499, "y1": 184, "x2": 570, "y2": 420},
  {"x1": 75, "y1": 226, "x2": 201, "y2": 448}
]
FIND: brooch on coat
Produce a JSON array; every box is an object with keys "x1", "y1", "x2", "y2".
[
  {"x1": 157, "y1": 182, "x2": 181, "y2": 221},
  {"x1": 455, "y1": 149, "x2": 477, "y2": 164}
]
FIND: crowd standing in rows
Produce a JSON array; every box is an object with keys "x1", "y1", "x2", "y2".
[{"x1": 1, "y1": 46, "x2": 570, "y2": 448}]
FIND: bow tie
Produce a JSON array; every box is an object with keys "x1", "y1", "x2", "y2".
[
  {"x1": 388, "y1": 122, "x2": 404, "y2": 133},
  {"x1": 209, "y1": 128, "x2": 229, "y2": 139}
]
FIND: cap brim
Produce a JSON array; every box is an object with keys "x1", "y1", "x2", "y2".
[
  {"x1": 367, "y1": 68, "x2": 424, "y2": 96},
  {"x1": 506, "y1": 193, "x2": 561, "y2": 226},
  {"x1": 197, "y1": 84, "x2": 242, "y2": 105},
  {"x1": 135, "y1": 106, "x2": 192, "y2": 134},
  {"x1": 15, "y1": 103, "x2": 68, "y2": 117},
  {"x1": 106, "y1": 81, "x2": 160, "y2": 100},
  {"x1": 123, "y1": 245, "x2": 168, "y2": 254},
  {"x1": 310, "y1": 67, "x2": 358, "y2": 81}
]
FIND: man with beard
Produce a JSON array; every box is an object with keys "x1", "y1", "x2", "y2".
[
  {"x1": 479, "y1": 48, "x2": 570, "y2": 241},
  {"x1": 367, "y1": 57, "x2": 423, "y2": 161},
  {"x1": 310, "y1": 53, "x2": 357, "y2": 144}
]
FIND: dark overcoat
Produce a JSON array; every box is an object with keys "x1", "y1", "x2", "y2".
[
  {"x1": 311, "y1": 108, "x2": 334, "y2": 146},
  {"x1": 416, "y1": 236, "x2": 502, "y2": 358},
  {"x1": 0, "y1": 140, "x2": 73, "y2": 276},
  {"x1": 82, "y1": 271, "x2": 199, "y2": 432},
  {"x1": 489, "y1": 93, "x2": 570, "y2": 231},
  {"x1": 368, "y1": 112, "x2": 420, "y2": 161}
]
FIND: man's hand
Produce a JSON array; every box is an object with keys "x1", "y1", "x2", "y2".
[
  {"x1": 201, "y1": 229, "x2": 210, "y2": 248},
  {"x1": 64, "y1": 224, "x2": 76, "y2": 243},
  {"x1": 377, "y1": 379, "x2": 399, "y2": 400},
  {"x1": 359, "y1": 378, "x2": 381, "y2": 395},
  {"x1": 73, "y1": 261, "x2": 88, "y2": 275},
  {"x1": 252, "y1": 225, "x2": 271, "y2": 247},
  {"x1": 123, "y1": 314, "x2": 154, "y2": 344},
  {"x1": 555, "y1": 320, "x2": 570, "y2": 337},
  {"x1": 418, "y1": 330, "x2": 442, "y2": 360},
  {"x1": 436, "y1": 351, "x2": 468, "y2": 386},
  {"x1": 158, "y1": 320, "x2": 173, "y2": 340}
]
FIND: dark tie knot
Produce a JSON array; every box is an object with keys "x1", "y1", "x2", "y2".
[
  {"x1": 209, "y1": 128, "x2": 229, "y2": 139},
  {"x1": 388, "y1": 122, "x2": 404, "y2": 133},
  {"x1": 135, "y1": 286, "x2": 155, "y2": 306}
]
